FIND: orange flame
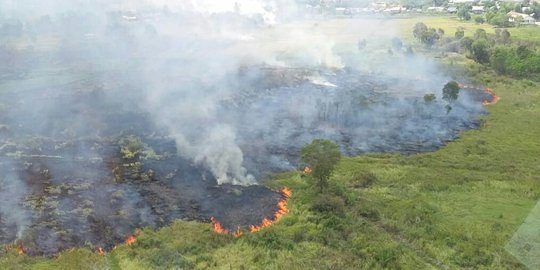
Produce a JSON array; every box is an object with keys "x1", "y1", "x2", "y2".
[
  {"x1": 125, "y1": 235, "x2": 136, "y2": 246},
  {"x1": 97, "y1": 247, "x2": 106, "y2": 256},
  {"x1": 249, "y1": 217, "x2": 273, "y2": 233},
  {"x1": 16, "y1": 244, "x2": 26, "y2": 255},
  {"x1": 482, "y1": 88, "x2": 500, "y2": 106},
  {"x1": 233, "y1": 227, "x2": 243, "y2": 237},
  {"x1": 303, "y1": 167, "x2": 312, "y2": 174},
  {"x1": 210, "y1": 216, "x2": 229, "y2": 235},
  {"x1": 210, "y1": 187, "x2": 292, "y2": 235},
  {"x1": 281, "y1": 187, "x2": 292, "y2": 198}
]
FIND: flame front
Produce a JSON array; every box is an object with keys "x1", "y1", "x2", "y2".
[
  {"x1": 211, "y1": 187, "x2": 292, "y2": 236},
  {"x1": 303, "y1": 166, "x2": 313, "y2": 174},
  {"x1": 482, "y1": 87, "x2": 500, "y2": 106},
  {"x1": 211, "y1": 216, "x2": 228, "y2": 234},
  {"x1": 16, "y1": 244, "x2": 26, "y2": 255},
  {"x1": 125, "y1": 235, "x2": 136, "y2": 246},
  {"x1": 97, "y1": 247, "x2": 106, "y2": 256}
]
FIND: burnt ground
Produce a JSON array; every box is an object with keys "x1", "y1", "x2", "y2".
[
  {"x1": 0, "y1": 82, "x2": 283, "y2": 256},
  {"x1": 0, "y1": 66, "x2": 494, "y2": 256}
]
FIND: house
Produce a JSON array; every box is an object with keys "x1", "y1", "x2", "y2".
[
  {"x1": 384, "y1": 6, "x2": 406, "y2": 14},
  {"x1": 447, "y1": 7, "x2": 458, "y2": 13},
  {"x1": 507, "y1": 11, "x2": 537, "y2": 24},
  {"x1": 335, "y1": 7, "x2": 347, "y2": 15},
  {"x1": 471, "y1": 6, "x2": 485, "y2": 13},
  {"x1": 427, "y1": 7, "x2": 445, "y2": 12}
]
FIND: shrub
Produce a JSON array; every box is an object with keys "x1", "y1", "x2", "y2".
[{"x1": 311, "y1": 194, "x2": 346, "y2": 216}]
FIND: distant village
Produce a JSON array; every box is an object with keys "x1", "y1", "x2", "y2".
[{"x1": 304, "y1": 0, "x2": 540, "y2": 25}]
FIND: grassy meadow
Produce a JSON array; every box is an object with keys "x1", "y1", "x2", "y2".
[{"x1": 1, "y1": 16, "x2": 540, "y2": 269}]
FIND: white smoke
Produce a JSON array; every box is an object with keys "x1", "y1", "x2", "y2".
[{"x1": 0, "y1": 170, "x2": 29, "y2": 239}]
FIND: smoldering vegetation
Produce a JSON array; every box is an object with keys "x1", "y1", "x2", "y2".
[{"x1": 0, "y1": 1, "x2": 493, "y2": 255}]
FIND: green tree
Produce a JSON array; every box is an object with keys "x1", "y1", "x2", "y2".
[
  {"x1": 472, "y1": 39, "x2": 490, "y2": 64},
  {"x1": 490, "y1": 47, "x2": 511, "y2": 74},
  {"x1": 424, "y1": 94, "x2": 436, "y2": 103},
  {"x1": 532, "y1": 3, "x2": 540, "y2": 20},
  {"x1": 488, "y1": 12, "x2": 511, "y2": 27},
  {"x1": 300, "y1": 139, "x2": 342, "y2": 193},
  {"x1": 420, "y1": 28, "x2": 441, "y2": 48},
  {"x1": 474, "y1": 16, "x2": 485, "y2": 24},
  {"x1": 458, "y1": 7, "x2": 471, "y2": 20},
  {"x1": 442, "y1": 81, "x2": 460, "y2": 102},
  {"x1": 474, "y1": 29, "x2": 487, "y2": 40},
  {"x1": 413, "y1": 22, "x2": 428, "y2": 39}
]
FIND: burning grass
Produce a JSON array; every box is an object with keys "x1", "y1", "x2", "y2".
[{"x1": 211, "y1": 187, "x2": 292, "y2": 236}]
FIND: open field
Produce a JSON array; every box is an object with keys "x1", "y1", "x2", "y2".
[
  {"x1": 1, "y1": 16, "x2": 539, "y2": 269},
  {"x1": 394, "y1": 15, "x2": 540, "y2": 43}
]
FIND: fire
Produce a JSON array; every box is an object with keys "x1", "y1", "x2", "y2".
[
  {"x1": 482, "y1": 88, "x2": 500, "y2": 106},
  {"x1": 210, "y1": 216, "x2": 229, "y2": 235},
  {"x1": 303, "y1": 166, "x2": 312, "y2": 174},
  {"x1": 97, "y1": 247, "x2": 106, "y2": 256},
  {"x1": 125, "y1": 229, "x2": 141, "y2": 246},
  {"x1": 233, "y1": 227, "x2": 243, "y2": 237},
  {"x1": 210, "y1": 187, "x2": 292, "y2": 236},
  {"x1": 125, "y1": 235, "x2": 136, "y2": 246},
  {"x1": 249, "y1": 217, "x2": 273, "y2": 233},
  {"x1": 281, "y1": 187, "x2": 292, "y2": 198},
  {"x1": 16, "y1": 244, "x2": 26, "y2": 255}
]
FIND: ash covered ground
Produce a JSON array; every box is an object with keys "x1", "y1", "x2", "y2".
[
  {"x1": 0, "y1": 1, "x2": 495, "y2": 256},
  {"x1": 0, "y1": 64, "x2": 492, "y2": 255}
]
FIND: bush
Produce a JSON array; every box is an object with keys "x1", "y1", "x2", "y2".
[
  {"x1": 352, "y1": 172, "x2": 378, "y2": 188},
  {"x1": 471, "y1": 39, "x2": 490, "y2": 64},
  {"x1": 423, "y1": 94, "x2": 436, "y2": 103},
  {"x1": 474, "y1": 16, "x2": 485, "y2": 24},
  {"x1": 311, "y1": 194, "x2": 346, "y2": 216}
]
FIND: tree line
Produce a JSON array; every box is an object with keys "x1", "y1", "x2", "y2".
[{"x1": 413, "y1": 22, "x2": 540, "y2": 81}]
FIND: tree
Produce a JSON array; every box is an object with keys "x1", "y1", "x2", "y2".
[
  {"x1": 471, "y1": 39, "x2": 490, "y2": 64},
  {"x1": 488, "y1": 12, "x2": 511, "y2": 27},
  {"x1": 300, "y1": 139, "x2": 342, "y2": 192},
  {"x1": 490, "y1": 46, "x2": 510, "y2": 74},
  {"x1": 420, "y1": 28, "x2": 441, "y2": 48},
  {"x1": 474, "y1": 16, "x2": 485, "y2": 24},
  {"x1": 424, "y1": 94, "x2": 436, "y2": 103},
  {"x1": 413, "y1": 22, "x2": 428, "y2": 39},
  {"x1": 532, "y1": 3, "x2": 540, "y2": 20},
  {"x1": 442, "y1": 81, "x2": 460, "y2": 102},
  {"x1": 474, "y1": 29, "x2": 487, "y2": 40},
  {"x1": 458, "y1": 7, "x2": 471, "y2": 21}
]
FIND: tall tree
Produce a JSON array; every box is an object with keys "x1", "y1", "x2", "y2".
[
  {"x1": 442, "y1": 81, "x2": 460, "y2": 102},
  {"x1": 300, "y1": 139, "x2": 342, "y2": 193},
  {"x1": 472, "y1": 39, "x2": 490, "y2": 64},
  {"x1": 413, "y1": 22, "x2": 428, "y2": 39}
]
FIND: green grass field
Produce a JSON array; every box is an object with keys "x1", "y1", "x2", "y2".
[
  {"x1": 395, "y1": 15, "x2": 540, "y2": 43},
  {"x1": 1, "y1": 16, "x2": 539, "y2": 269}
]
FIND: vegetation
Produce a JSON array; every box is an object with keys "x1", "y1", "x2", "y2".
[
  {"x1": 442, "y1": 81, "x2": 460, "y2": 102},
  {"x1": 1, "y1": 16, "x2": 540, "y2": 269},
  {"x1": 410, "y1": 18, "x2": 540, "y2": 82},
  {"x1": 300, "y1": 139, "x2": 342, "y2": 192}
]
